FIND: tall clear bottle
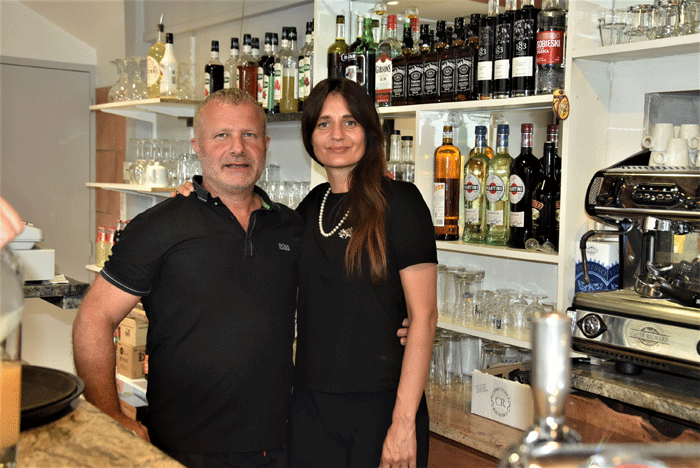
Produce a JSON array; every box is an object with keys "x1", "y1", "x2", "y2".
[
  {"x1": 485, "y1": 124, "x2": 513, "y2": 245},
  {"x1": 375, "y1": 14, "x2": 402, "y2": 107},
  {"x1": 224, "y1": 38, "x2": 240, "y2": 89},
  {"x1": 508, "y1": 123, "x2": 542, "y2": 249},
  {"x1": 159, "y1": 33, "x2": 178, "y2": 97},
  {"x1": 477, "y1": 0, "x2": 499, "y2": 100},
  {"x1": 204, "y1": 40, "x2": 225, "y2": 97},
  {"x1": 238, "y1": 34, "x2": 258, "y2": 98},
  {"x1": 494, "y1": 0, "x2": 516, "y2": 98},
  {"x1": 147, "y1": 15, "x2": 165, "y2": 98},
  {"x1": 281, "y1": 27, "x2": 299, "y2": 113},
  {"x1": 512, "y1": 0, "x2": 540, "y2": 96},
  {"x1": 328, "y1": 16, "x2": 350, "y2": 79},
  {"x1": 298, "y1": 21, "x2": 314, "y2": 111},
  {"x1": 536, "y1": 0, "x2": 566, "y2": 94},
  {"x1": 434, "y1": 125, "x2": 461, "y2": 240},
  {"x1": 532, "y1": 141, "x2": 560, "y2": 250},
  {"x1": 463, "y1": 125, "x2": 490, "y2": 243},
  {"x1": 356, "y1": 17, "x2": 377, "y2": 101}
]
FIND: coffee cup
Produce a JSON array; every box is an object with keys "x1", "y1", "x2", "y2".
[
  {"x1": 642, "y1": 123, "x2": 676, "y2": 150},
  {"x1": 678, "y1": 124, "x2": 700, "y2": 149},
  {"x1": 661, "y1": 138, "x2": 690, "y2": 167},
  {"x1": 146, "y1": 161, "x2": 169, "y2": 187}
]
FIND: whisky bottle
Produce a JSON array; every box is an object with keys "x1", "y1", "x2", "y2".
[
  {"x1": 421, "y1": 27, "x2": 439, "y2": 104},
  {"x1": 434, "y1": 125, "x2": 461, "y2": 241},
  {"x1": 405, "y1": 24, "x2": 428, "y2": 105},
  {"x1": 438, "y1": 20, "x2": 456, "y2": 103},
  {"x1": 463, "y1": 125, "x2": 490, "y2": 243},
  {"x1": 328, "y1": 16, "x2": 349, "y2": 79},
  {"x1": 467, "y1": 14, "x2": 482, "y2": 100},
  {"x1": 511, "y1": 0, "x2": 540, "y2": 97},
  {"x1": 204, "y1": 40, "x2": 224, "y2": 97},
  {"x1": 477, "y1": 0, "x2": 498, "y2": 100},
  {"x1": 391, "y1": 24, "x2": 412, "y2": 106},
  {"x1": 224, "y1": 37, "x2": 240, "y2": 90},
  {"x1": 494, "y1": 0, "x2": 515, "y2": 98},
  {"x1": 532, "y1": 141, "x2": 560, "y2": 250},
  {"x1": 508, "y1": 124, "x2": 541, "y2": 249},
  {"x1": 485, "y1": 124, "x2": 513, "y2": 245},
  {"x1": 147, "y1": 15, "x2": 165, "y2": 98}
]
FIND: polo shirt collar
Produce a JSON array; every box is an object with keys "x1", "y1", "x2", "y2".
[{"x1": 191, "y1": 175, "x2": 280, "y2": 212}]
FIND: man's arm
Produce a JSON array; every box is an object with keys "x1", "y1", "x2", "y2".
[{"x1": 72, "y1": 275, "x2": 149, "y2": 440}]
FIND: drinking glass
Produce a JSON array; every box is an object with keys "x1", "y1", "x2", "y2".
[
  {"x1": 125, "y1": 57, "x2": 148, "y2": 100},
  {"x1": 429, "y1": 336, "x2": 445, "y2": 389},
  {"x1": 598, "y1": 9, "x2": 629, "y2": 45},
  {"x1": 654, "y1": 0, "x2": 683, "y2": 37},
  {"x1": 441, "y1": 330, "x2": 462, "y2": 387},
  {"x1": 682, "y1": 0, "x2": 700, "y2": 34},
  {"x1": 460, "y1": 334, "x2": 481, "y2": 382},
  {"x1": 510, "y1": 292, "x2": 529, "y2": 333},
  {"x1": 108, "y1": 58, "x2": 129, "y2": 102},
  {"x1": 525, "y1": 293, "x2": 547, "y2": 326},
  {"x1": 436, "y1": 264, "x2": 447, "y2": 315},
  {"x1": 475, "y1": 289, "x2": 493, "y2": 327},
  {"x1": 625, "y1": 4, "x2": 656, "y2": 42},
  {"x1": 177, "y1": 62, "x2": 195, "y2": 101},
  {"x1": 480, "y1": 341, "x2": 505, "y2": 369},
  {"x1": 444, "y1": 267, "x2": 466, "y2": 320}
]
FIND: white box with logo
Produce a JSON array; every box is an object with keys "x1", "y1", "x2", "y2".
[{"x1": 471, "y1": 363, "x2": 533, "y2": 431}]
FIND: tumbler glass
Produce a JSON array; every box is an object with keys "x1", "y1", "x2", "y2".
[
  {"x1": 444, "y1": 267, "x2": 466, "y2": 320},
  {"x1": 654, "y1": 0, "x2": 683, "y2": 37},
  {"x1": 429, "y1": 335, "x2": 445, "y2": 389},
  {"x1": 681, "y1": 0, "x2": 700, "y2": 33},
  {"x1": 625, "y1": 4, "x2": 656, "y2": 42},
  {"x1": 598, "y1": 9, "x2": 629, "y2": 45},
  {"x1": 475, "y1": 289, "x2": 493, "y2": 327},
  {"x1": 460, "y1": 334, "x2": 481, "y2": 382},
  {"x1": 441, "y1": 330, "x2": 462, "y2": 387}
]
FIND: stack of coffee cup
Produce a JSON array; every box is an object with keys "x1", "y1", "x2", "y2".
[{"x1": 645, "y1": 122, "x2": 700, "y2": 167}]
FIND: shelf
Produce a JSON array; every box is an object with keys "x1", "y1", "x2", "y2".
[
  {"x1": 90, "y1": 98, "x2": 198, "y2": 122},
  {"x1": 435, "y1": 240, "x2": 560, "y2": 265},
  {"x1": 438, "y1": 318, "x2": 532, "y2": 349},
  {"x1": 376, "y1": 95, "x2": 554, "y2": 118},
  {"x1": 86, "y1": 182, "x2": 175, "y2": 198},
  {"x1": 570, "y1": 33, "x2": 700, "y2": 62}
]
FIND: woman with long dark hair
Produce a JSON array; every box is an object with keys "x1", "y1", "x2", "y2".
[{"x1": 289, "y1": 78, "x2": 437, "y2": 468}]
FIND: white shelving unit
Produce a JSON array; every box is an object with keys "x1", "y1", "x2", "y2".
[{"x1": 86, "y1": 182, "x2": 175, "y2": 198}]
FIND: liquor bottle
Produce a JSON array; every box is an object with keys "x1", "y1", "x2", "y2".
[
  {"x1": 372, "y1": 19, "x2": 381, "y2": 45},
  {"x1": 536, "y1": 0, "x2": 566, "y2": 94},
  {"x1": 281, "y1": 27, "x2": 299, "y2": 113},
  {"x1": 421, "y1": 27, "x2": 439, "y2": 104},
  {"x1": 467, "y1": 14, "x2": 482, "y2": 99},
  {"x1": 438, "y1": 20, "x2": 457, "y2": 103},
  {"x1": 508, "y1": 123, "x2": 542, "y2": 249},
  {"x1": 387, "y1": 130, "x2": 403, "y2": 180},
  {"x1": 410, "y1": 17, "x2": 421, "y2": 55},
  {"x1": 274, "y1": 29, "x2": 287, "y2": 113},
  {"x1": 463, "y1": 126, "x2": 491, "y2": 243},
  {"x1": 299, "y1": 21, "x2": 314, "y2": 111},
  {"x1": 434, "y1": 125, "x2": 461, "y2": 240},
  {"x1": 405, "y1": 25, "x2": 428, "y2": 105},
  {"x1": 494, "y1": 0, "x2": 515, "y2": 99},
  {"x1": 258, "y1": 33, "x2": 272, "y2": 109},
  {"x1": 204, "y1": 40, "x2": 224, "y2": 97},
  {"x1": 452, "y1": 17, "x2": 470, "y2": 102},
  {"x1": 265, "y1": 34, "x2": 279, "y2": 113},
  {"x1": 485, "y1": 124, "x2": 513, "y2": 245},
  {"x1": 252, "y1": 37, "x2": 260, "y2": 60},
  {"x1": 147, "y1": 15, "x2": 165, "y2": 98},
  {"x1": 328, "y1": 16, "x2": 350, "y2": 79},
  {"x1": 356, "y1": 17, "x2": 377, "y2": 101},
  {"x1": 375, "y1": 14, "x2": 402, "y2": 107},
  {"x1": 224, "y1": 37, "x2": 240, "y2": 89},
  {"x1": 477, "y1": 0, "x2": 498, "y2": 100},
  {"x1": 159, "y1": 33, "x2": 178, "y2": 97},
  {"x1": 400, "y1": 135, "x2": 415, "y2": 183},
  {"x1": 238, "y1": 34, "x2": 258, "y2": 98},
  {"x1": 512, "y1": 0, "x2": 540, "y2": 97},
  {"x1": 542, "y1": 124, "x2": 562, "y2": 180},
  {"x1": 532, "y1": 141, "x2": 560, "y2": 250},
  {"x1": 350, "y1": 15, "x2": 363, "y2": 52},
  {"x1": 391, "y1": 24, "x2": 412, "y2": 106}
]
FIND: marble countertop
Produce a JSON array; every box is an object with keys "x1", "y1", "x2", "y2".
[
  {"x1": 23, "y1": 276, "x2": 89, "y2": 309},
  {"x1": 18, "y1": 398, "x2": 184, "y2": 467}
]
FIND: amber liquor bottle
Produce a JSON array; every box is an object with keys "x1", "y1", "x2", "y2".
[{"x1": 434, "y1": 125, "x2": 461, "y2": 241}]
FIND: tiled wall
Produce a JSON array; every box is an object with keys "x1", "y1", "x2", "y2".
[{"x1": 95, "y1": 87, "x2": 125, "y2": 232}]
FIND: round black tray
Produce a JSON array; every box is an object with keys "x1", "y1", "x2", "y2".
[{"x1": 21, "y1": 365, "x2": 84, "y2": 430}]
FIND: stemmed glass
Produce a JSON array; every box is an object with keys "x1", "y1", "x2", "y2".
[
  {"x1": 125, "y1": 57, "x2": 148, "y2": 100},
  {"x1": 108, "y1": 59, "x2": 129, "y2": 102}
]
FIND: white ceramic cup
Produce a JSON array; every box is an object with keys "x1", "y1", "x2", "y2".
[
  {"x1": 661, "y1": 138, "x2": 690, "y2": 166},
  {"x1": 642, "y1": 123, "x2": 677, "y2": 150},
  {"x1": 146, "y1": 161, "x2": 169, "y2": 187},
  {"x1": 678, "y1": 124, "x2": 700, "y2": 149}
]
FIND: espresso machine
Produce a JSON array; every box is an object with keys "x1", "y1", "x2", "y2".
[{"x1": 568, "y1": 150, "x2": 700, "y2": 378}]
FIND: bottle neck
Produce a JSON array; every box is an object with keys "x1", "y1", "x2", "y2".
[
  {"x1": 475, "y1": 134, "x2": 487, "y2": 150},
  {"x1": 356, "y1": 18, "x2": 364, "y2": 39},
  {"x1": 521, "y1": 132, "x2": 533, "y2": 150},
  {"x1": 306, "y1": 34, "x2": 313, "y2": 45},
  {"x1": 211, "y1": 50, "x2": 219, "y2": 60},
  {"x1": 545, "y1": 0, "x2": 561, "y2": 9},
  {"x1": 543, "y1": 143, "x2": 556, "y2": 177},
  {"x1": 521, "y1": 0, "x2": 535, "y2": 6},
  {"x1": 336, "y1": 22, "x2": 345, "y2": 41},
  {"x1": 496, "y1": 132, "x2": 509, "y2": 153},
  {"x1": 488, "y1": 0, "x2": 499, "y2": 17}
]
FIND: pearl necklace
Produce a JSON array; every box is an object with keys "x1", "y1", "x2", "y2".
[{"x1": 318, "y1": 187, "x2": 351, "y2": 238}]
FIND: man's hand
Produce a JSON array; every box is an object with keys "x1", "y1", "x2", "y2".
[
  {"x1": 170, "y1": 181, "x2": 195, "y2": 198},
  {"x1": 397, "y1": 318, "x2": 409, "y2": 346},
  {"x1": 114, "y1": 413, "x2": 151, "y2": 442}
]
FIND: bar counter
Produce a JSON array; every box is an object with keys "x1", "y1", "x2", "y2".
[{"x1": 18, "y1": 399, "x2": 183, "y2": 467}]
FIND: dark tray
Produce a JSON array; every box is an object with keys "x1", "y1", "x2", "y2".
[{"x1": 21, "y1": 365, "x2": 84, "y2": 430}]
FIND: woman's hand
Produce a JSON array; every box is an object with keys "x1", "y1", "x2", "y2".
[
  {"x1": 170, "y1": 181, "x2": 195, "y2": 198},
  {"x1": 397, "y1": 318, "x2": 409, "y2": 346},
  {"x1": 379, "y1": 418, "x2": 417, "y2": 468}
]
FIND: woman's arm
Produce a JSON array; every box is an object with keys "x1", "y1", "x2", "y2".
[{"x1": 380, "y1": 262, "x2": 438, "y2": 468}]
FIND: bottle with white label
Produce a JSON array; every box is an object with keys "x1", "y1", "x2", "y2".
[
  {"x1": 434, "y1": 125, "x2": 461, "y2": 240},
  {"x1": 159, "y1": 33, "x2": 178, "y2": 97},
  {"x1": 485, "y1": 124, "x2": 513, "y2": 245},
  {"x1": 224, "y1": 38, "x2": 240, "y2": 89},
  {"x1": 146, "y1": 15, "x2": 165, "y2": 98},
  {"x1": 463, "y1": 126, "x2": 490, "y2": 243},
  {"x1": 508, "y1": 123, "x2": 541, "y2": 249},
  {"x1": 535, "y1": 0, "x2": 566, "y2": 94}
]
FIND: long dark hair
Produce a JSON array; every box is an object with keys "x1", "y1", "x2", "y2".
[{"x1": 301, "y1": 78, "x2": 388, "y2": 282}]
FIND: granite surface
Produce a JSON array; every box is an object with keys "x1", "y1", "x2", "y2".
[
  {"x1": 23, "y1": 277, "x2": 89, "y2": 309},
  {"x1": 571, "y1": 360, "x2": 700, "y2": 425},
  {"x1": 18, "y1": 398, "x2": 184, "y2": 467}
]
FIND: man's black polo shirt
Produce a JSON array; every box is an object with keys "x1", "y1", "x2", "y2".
[{"x1": 101, "y1": 177, "x2": 303, "y2": 454}]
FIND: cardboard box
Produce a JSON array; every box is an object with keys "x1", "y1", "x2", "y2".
[
  {"x1": 116, "y1": 343, "x2": 146, "y2": 379},
  {"x1": 574, "y1": 240, "x2": 620, "y2": 293},
  {"x1": 471, "y1": 363, "x2": 533, "y2": 431},
  {"x1": 15, "y1": 248, "x2": 55, "y2": 281},
  {"x1": 119, "y1": 392, "x2": 148, "y2": 421},
  {"x1": 119, "y1": 314, "x2": 148, "y2": 347}
]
